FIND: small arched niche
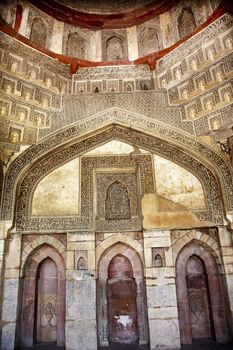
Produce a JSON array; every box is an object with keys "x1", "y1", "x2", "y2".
[
  {"x1": 106, "y1": 35, "x2": 125, "y2": 61},
  {"x1": 140, "y1": 27, "x2": 160, "y2": 56},
  {"x1": 20, "y1": 245, "x2": 65, "y2": 347},
  {"x1": 178, "y1": 8, "x2": 196, "y2": 39},
  {"x1": 66, "y1": 32, "x2": 86, "y2": 58},
  {"x1": 30, "y1": 17, "x2": 47, "y2": 47},
  {"x1": 105, "y1": 181, "x2": 130, "y2": 220}
]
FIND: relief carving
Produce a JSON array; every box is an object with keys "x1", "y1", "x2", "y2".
[
  {"x1": 30, "y1": 17, "x2": 47, "y2": 48},
  {"x1": 105, "y1": 181, "x2": 130, "y2": 220},
  {"x1": 66, "y1": 33, "x2": 86, "y2": 59},
  {"x1": 178, "y1": 7, "x2": 196, "y2": 39}
]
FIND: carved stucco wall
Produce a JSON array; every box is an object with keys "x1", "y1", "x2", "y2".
[
  {"x1": 0, "y1": 9, "x2": 232, "y2": 233},
  {"x1": 1, "y1": 124, "x2": 230, "y2": 234}
]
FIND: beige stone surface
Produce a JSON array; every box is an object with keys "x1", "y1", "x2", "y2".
[
  {"x1": 1, "y1": 322, "x2": 17, "y2": 350},
  {"x1": 85, "y1": 140, "x2": 134, "y2": 155},
  {"x1": 127, "y1": 26, "x2": 139, "y2": 60},
  {"x1": 67, "y1": 241, "x2": 95, "y2": 251},
  {"x1": 50, "y1": 19, "x2": 64, "y2": 53},
  {"x1": 142, "y1": 193, "x2": 204, "y2": 229},
  {"x1": 154, "y1": 155, "x2": 205, "y2": 210},
  {"x1": 32, "y1": 158, "x2": 80, "y2": 216}
]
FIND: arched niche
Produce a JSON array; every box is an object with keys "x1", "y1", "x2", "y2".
[
  {"x1": 107, "y1": 255, "x2": 138, "y2": 344},
  {"x1": 104, "y1": 34, "x2": 127, "y2": 61},
  {"x1": 97, "y1": 242, "x2": 149, "y2": 347},
  {"x1": 139, "y1": 27, "x2": 160, "y2": 56},
  {"x1": 66, "y1": 32, "x2": 86, "y2": 59},
  {"x1": 178, "y1": 8, "x2": 196, "y2": 39},
  {"x1": 19, "y1": 245, "x2": 65, "y2": 347},
  {"x1": 105, "y1": 181, "x2": 130, "y2": 220},
  {"x1": 176, "y1": 242, "x2": 229, "y2": 344},
  {"x1": 107, "y1": 36, "x2": 124, "y2": 61},
  {"x1": 30, "y1": 17, "x2": 47, "y2": 47}
]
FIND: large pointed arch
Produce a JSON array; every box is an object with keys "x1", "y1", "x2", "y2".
[{"x1": 1, "y1": 116, "x2": 232, "y2": 227}]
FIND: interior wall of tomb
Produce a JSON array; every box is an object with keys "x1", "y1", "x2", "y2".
[{"x1": 0, "y1": 1, "x2": 232, "y2": 350}]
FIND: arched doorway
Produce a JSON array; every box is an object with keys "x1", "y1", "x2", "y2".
[
  {"x1": 176, "y1": 242, "x2": 228, "y2": 344},
  {"x1": 20, "y1": 245, "x2": 65, "y2": 347},
  {"x1": 35, "y1": 258, "x2": 58, "y2": 343},
  {"x1": 107, "y1": 255, "x2": 138, "y2": 344},
  {"x1": 185, "y1": 255, "x2": 213, "y2": 340},
  {"x1": 97, "y1": 242, "x2": 149, "y2": 347}
]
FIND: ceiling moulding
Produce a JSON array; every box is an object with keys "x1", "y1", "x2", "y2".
[{"x1": 28, "y1": 0, "x2": 180, "y2": 30}]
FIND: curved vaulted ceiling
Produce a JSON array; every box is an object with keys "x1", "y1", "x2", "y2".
[{"x1": 28, "y1": 0, "x2": 180, "y2": 29}]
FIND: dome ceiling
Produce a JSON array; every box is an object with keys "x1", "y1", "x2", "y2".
[
  {"x1": 56, "y1": 0, "x2": 157, "y2": 14},
  {"x1": 29, "y1": 0, "x2": 180, "y2": 29}
]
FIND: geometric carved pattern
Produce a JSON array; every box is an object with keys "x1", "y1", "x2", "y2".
[{"x1": 96, "y1": 169, "x2": 142, "y2": 232}]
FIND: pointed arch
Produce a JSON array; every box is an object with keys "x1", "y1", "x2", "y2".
[
  {"x1": 97, "y1": 241, "x2": 149, "y2": 346},
  {"x1": 20, "y1": 244, "x2": 65, "y2": 347},
  {"x1": 106, "y1": 35, "x2": 124, "y2": 61},
  {"x1": 178, "y1": 7, "x2": 196, "y2": 38},
  {"x1": 176, "y1": 242, "x2": 228, "y2": 344},
  {"x1": 30, "y1": 17, "x2": 47, "y2": 47},
  {"x1": 105, "y1": 180, "x2": 130, "y2": 220},
  {"x1": 1, "y1": 121, "x2": 232, "y2": 227},
  {"x1": 96, "y1": 232, "x2": 143, "y2": 265},
  {"x1": 66, "y1": 32, "x2": 86, "y2": 58},
  {"x1": 139, "y1": 27, "x2": 160, "y2": 56},
  {"x1": 21, "y1": 235, "x2": 66, "y2": 271}
]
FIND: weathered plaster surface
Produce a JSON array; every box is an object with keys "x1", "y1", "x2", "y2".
[{"x1": 32, "y1": 158, "x2": 80, "y2": 216}]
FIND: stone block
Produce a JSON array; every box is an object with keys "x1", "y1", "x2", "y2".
[
  {"x1": 225, "y1": 264, "x2": 233, "y2": 274},
  {"x1": 164, "y1": 247, "x2": 174, "y2": 266},
  {"x1": 144, "y1": 247, "x2": 152, "y2": 267},
  {"x1": 143, "y1": 230, "x2": 170, "y2": 238},
  {"x1": 218, "y1": 227, "x2": 232, "y2": 246},
  {"x1": 66, "y1": 319, "x2": 97, "y2": 350},
  {"x1": 67, "y1": 241, "x2": 95, "y2": 251},
  {"x1": 68, "y1": 233, "x2": 95, "y2": 242},
  {"x1": 2, "y1": 279, "x2": 19, "y2": 322},
  {"x1": 223, "y1": 256, "x2": 233, "y2": 264},
  {"x1": 5, "y1": 236, "x2": 21, "y2": 269},
  {"x1": 66, "y1": 278, "x2": 96, "y2": 320},
  {"x1": 1, "y1": 322, "x2": 17, "y2": 350},
  {"x1": 147, "y1": 284, "x2": 177, "y2": 308},
  {"x1": 145, "y1": 267, "x2": 175, "y2": 279},
  {"x1": 88, "y1": 250, "x2": 96, "y2": 270},
  {"x1": 144, "y1": 236, "x2": 171, "y2": 248},
  {"x1": 221, "y1": 247, "x2": 233, "y2": 256},
  {"x1": 148, "y1": 318, "x2": 180, "y2": 349},
  {"x1": 66, "y1": 251, "x2": 74, "y2": 269},
  {"x1": 0, "y1": 239, "x2": 4, "y2": 251},
  {"x1": 4, "y1": 268, "x2": 20, "y2": 279},
  {"x1": 148, "y1": 305, "x2": 178, "y2": 319}
]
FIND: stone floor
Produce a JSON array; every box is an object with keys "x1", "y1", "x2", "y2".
[
  {"x1": 99, "y1": 341, "x2": 233, "y2": 350},
  {"x1": 18, "y1": 341, "x2": 233, "y2": 350}
]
